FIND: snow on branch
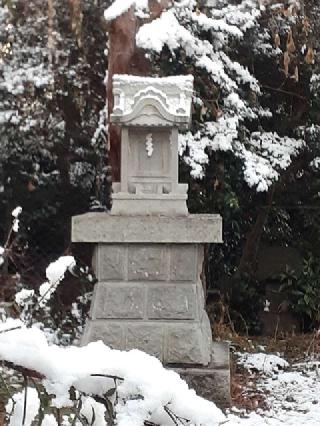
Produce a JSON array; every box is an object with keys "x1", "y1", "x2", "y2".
[
  {"x1": 11, "y1": 206, "x2": 22, "y2": 233},
  {"x1": 136, "y1": 1, "x2": 307, "y2": 191},
  {"x1": 38, "y1": 256, "x2": 76, "y2": 307},
  {"x1": 190, "y1": 11, "x2": 243, "y2": 39},
  {"x1": 137, "y1": 10, "x2": 196, "y2": 54},
  {"x1": 1, "y1": 64, "x2": 53, "y2": 96},
  {"x1": 0, "y1": 246, "x2": 4, "y2": 267},
  {"x1": 104, "y1": 0, "x2": 150, "y2": 22},
  {"x1": 0, "y1": 206, "x2": 23, "y2": 267},
  {"x1": 209, "y1": 0, "x2": 261, "y2": 32},
  {"x1": 240, "y1": 132, "x2": 305, "y2": 192},
  {"x1": 180, "y1": 127, "x2": 305, "y2": 190},
  {"x1": 136, "y1": 3, "x2": 260, "y2": 94}
]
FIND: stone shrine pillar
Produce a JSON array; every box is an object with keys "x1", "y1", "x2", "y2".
[{"x1": 72, "y1": 75, "x2": 230, "y2": 406}]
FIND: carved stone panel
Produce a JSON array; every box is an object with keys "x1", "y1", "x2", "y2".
[
  {"x1": 128, "y1": 245, "x2": 168, "y2": 281},
  {"x1": 92, "y1": 283, "x2": 145, "y2": 319},
  {"x1": 147, "y1": 285, "x2": 197, "y2": 320}
]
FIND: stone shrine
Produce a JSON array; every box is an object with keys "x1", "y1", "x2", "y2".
[
  {"x1": 72, "y1": 74, "x2": 230, "y2": 406},
  {"x1": 111, "y1": 75, "x2": 192, "y2": 216}
]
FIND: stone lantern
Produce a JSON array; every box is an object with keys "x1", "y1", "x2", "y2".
[{"x1": 72, "y1": 75, "x2": 229, "y2": 405}]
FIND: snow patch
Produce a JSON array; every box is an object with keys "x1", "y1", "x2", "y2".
[
  {"x1": 6, "y1": 388, "x2": 39, "y2": 426},
  {"x1": 238, "y1": 353, "x2": 289, "y2": 375},
  {"x1": 42, "y1": 415, "x2": 58, "y2": 426},
  {"x1": 80, "y1": 397, "x2": 106, "y2": 425}
]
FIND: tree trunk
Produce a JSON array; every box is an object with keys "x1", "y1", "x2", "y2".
[
  {"x1": 107, "y1": 0, "x2": 169, "y2": 181},
  {"x1": 237, "y1": 186, "x2": 276, "y2": 277}
]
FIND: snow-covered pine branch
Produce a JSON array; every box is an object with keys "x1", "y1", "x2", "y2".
[{"x1": 123, "y1": 0, "x2": 306, "y2": 191}]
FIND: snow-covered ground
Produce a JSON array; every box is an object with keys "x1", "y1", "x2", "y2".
[{"x1": 226, "y1": 353, "x2": 320, "y2": 425}]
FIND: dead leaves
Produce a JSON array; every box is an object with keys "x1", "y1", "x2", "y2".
[
  {"x1": 302, "y1": 18, "x2": 311, "y2": 36},
  {"x1": 276, "y1": 26, "x2": 316, "y2": 81},
  {"x1": 271, "y1": 1, "x2": 317, "y2": 83},
  {"x1": 274, "y1": 32, "x2": 281, "y2": 49},
  {"x1": 283, "y1": 51, "x2": 290, "y2": 77},
  {"x1": 305, "y1": 47, "x2": 315, "y2": 65},
  {"x1": 282, "y1": 4, "x2": 299, "y2": 18},
  {"x1": 286, "y1": 30, "x2": 296, "y2": 54},
  {"x1": 293, "y1": 65, "x2": 299, "y2": 83},
  {"x1": 69, "y1": 0, "x2": 83, "y2": 48}
]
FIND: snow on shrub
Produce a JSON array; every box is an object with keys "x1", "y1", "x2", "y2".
[
  {"x1": 0, "y1": 206, "x2": 23, "y2": 267},
  {"x1": 11, "y1": 206, "x2": 22, "y2": 233},
  {"x1": 0, "y1": 322, "x2": 225, "y2": 425},
  {"x1": 38, "y1": 256, "x2": 75, "y2": 306},
  {"x1": 15, "y1": 288, "x2": 34, "y2": 305}
]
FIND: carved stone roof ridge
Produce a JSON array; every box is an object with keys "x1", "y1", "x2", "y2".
[{"x1": 111, "y1": 74, "x2": 194, "y2": 129}]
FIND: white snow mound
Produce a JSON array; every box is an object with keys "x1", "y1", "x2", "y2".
[{"x1": 238, "y1": 352, "x2": 289, "y2": 375}]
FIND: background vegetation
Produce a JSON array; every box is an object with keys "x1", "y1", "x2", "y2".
[{"x1": 1, "y1": 0, "x2": 320, "y2": 335}]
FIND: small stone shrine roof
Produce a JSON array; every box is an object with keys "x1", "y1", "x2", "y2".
[{"x1": 111, "y1": 74, "x2": 194, "y2": 129}]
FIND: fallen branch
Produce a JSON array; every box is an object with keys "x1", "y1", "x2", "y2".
[
  {"x1": 0, "y1": 326, "x2": 22, "y2": 334},
  {"x1": 262, "y1": 84, "x2": 306, "y2": 100},
  {"x1": 2, "y1": 360, "x2": 44, "y2": 380}
]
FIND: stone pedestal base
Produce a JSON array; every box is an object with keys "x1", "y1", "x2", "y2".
[
  {"x1": 80, "y1": 241, "x2": 213, "y2": 365},
  {"x1": 173, "y1": 342, "x2": 231, "y2": 408},
  {"x1": 81, "y1": 315, "x2": 212, "y2": 365},
  {"x1": 72, "y1": 212, "x2": 224, "y2": 365}
]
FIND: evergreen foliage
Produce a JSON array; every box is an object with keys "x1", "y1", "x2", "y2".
[
  {"x1": 1, "y1": 0, "x2": 320, "y2": 328},
  {"x1": 0, "y1": 0, "x2": 109, "y2": 260}
]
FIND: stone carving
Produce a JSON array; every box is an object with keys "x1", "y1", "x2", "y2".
[
  {"x1": 145, "y1": 133, "x2": 153, "y2": 157},
  {"x1": 111, "y1": 75, "x2": 193, "y2": 125}
]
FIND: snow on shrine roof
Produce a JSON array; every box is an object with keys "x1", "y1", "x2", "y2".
[
  {"x1": 113, "y1": 74, "x2": 194, "y2": 88},
  {"x1": 111, "y1": 74, "x2": 194, "y2": 128}
]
